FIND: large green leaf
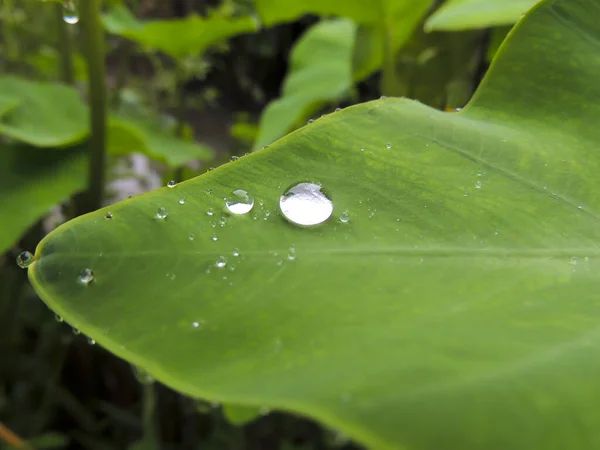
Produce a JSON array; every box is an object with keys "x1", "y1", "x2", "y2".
[
  {"x1": 108, "y1": 118, "x2": 213, "y2": 167},
  {"x1": 0, "y1": 77, "x2": 88, "y2": 147},
  {"x1": 254, "y1": 19, "x2": 356, "y2": 149},
  {"x1": 102, "y1": 6, "x2": 257, "y2": 59},
  {"x1": 0, "y1": 144, "x2": 87, "y2": 254},
  {"x1": 425, "y1": 0, "x2": 539, "y2": 31},
  {"x1": 27, "y1": 0, "x2": 600, "y2": 449}
]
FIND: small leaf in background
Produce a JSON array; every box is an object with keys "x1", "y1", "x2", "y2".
[
  {"x1": 0, "y1": 77, "x2": 88, "y2": 147},
  {"x1": 254, "y1": 19, "x2": 356, "y2": 149},
  {"x1": 108, "y1": 118, "x2": 213, "y2": 167},
  {"x1": 28, "y1": 432, "x2": 70, "y2": 449},
  {"x1": 26, "y1": 0, "x2": 600, "y2": 449},
  {"x1": 0, "y1": 143, "x2": 87, "y2": 254},
  {"x1": 102, "y1": 7, "x2": 258, "y2": 59},
  {"x1": 425, "y1": 0, "x2": 540, "y2": 31},
  {"x1": 222, "y1": 404, "x2": 261, "y2": 426}
]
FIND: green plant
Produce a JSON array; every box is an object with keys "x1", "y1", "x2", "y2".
[{"x1": 20, "y1": 1, "x2": 600, "y2": 450}]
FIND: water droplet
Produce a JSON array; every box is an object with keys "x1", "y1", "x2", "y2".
[
  {"x1": 211, "y1": 236, "x2": 218, "y2": 242},
  {"x1": 54, "y1": 314, "x2": 63, "y2": 323},
  {"x1": 232, "y1": 248, "x2": 240, "y2": 257},
  {"x1": 192, "y1": 320, "x2": 205, "y2": 329},
  {"x1": 225, "y1": 189, "x2": 254, "y2": 215},
  {"x1": 206, "y1": 208, "x2": 214, "y2": 216},
  {"x1": 215, "y1": 256, "x2": 227, "y2": 268},
  {"x1": 207, "y1": 167, "x2": 215, "y2": 172},
  {"x1": 230, "y1": 155, "x2": 240, "y2": 161},
  {"x1": 279, "y1": 182, "x2": 333, "y2": 226},
  {"x1": 105, "y1": 212, "x2": 113, "y2": 219},
  {"x1": 179, "y1": 198, "x2": 186, "y2": 205},
  {"x1": 79, "y1": 268, "x2": 94, "y2": 285},
  {"x1": 477, "y1": 170, "x2": 484, "y2": 177},
  {"x1": 339, "y1": 211, "x2": 350, "y2": 223},
  {"x1": 335, "y1": 107, "x2": 342, "y2": 112},
  {"x1": 475, "y1": 181, "x2": 482, "y2": 189},
  {"x1": 16, "y1": 251, "x2": 34, "y2": 268},
  {"x1": 386, "y1": 143, "x2": 392, "y2": 149},
  {"x1": 62, "y1": 0, "x2": 79, "y2": 24},
  {"x1": 72, "y1": 327, "x2": 81, "y2": 335},
  {"x1": 570, "y1": 257, "x2": 579, "y2": 265},
  {"x1": 380, "y1": 95, "x2": 387, "y2": 99},
  {"x1": 307, "y1": 119, "x2": 314, "y2": 124},
  {"x1": 578, "y1": 205, "x2": 584, "y2": 210},
  {"x1": 156, "y1": 207, "x2": 168, "y2": 219},
  {"x1": 88, "y1": 338, "x2": 96, "y2": 345},
  {"x1": 204, "y1": 189, "x2": 212, "y2": 194},
  {"x1": 132, "y1": 366, "x2": 154, "y2": 385},
  {"x1": 288, "y1": 247, "x2": 296, "y2": 261},
  {"x1": 167, "y1": 180, "x2": 176, "y2": 188},
  {"x1": 189, "y1": 233, "x2": 195, "y2": 241},
  {"x1": 360, "y1": 147, "x2": 365, "y2": 152}
]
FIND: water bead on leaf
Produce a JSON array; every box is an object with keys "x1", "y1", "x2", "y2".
[
  {"x1": 79, "y1": 268, "x2": 94, "y2": 285},
  {"x1": 225, "y1": 190, "x2": 254, "y2": 215},
  {"x1": 156, "y1": 207, "x2": 168, "y2": 219},
  {"x1": 16, "y1": 251, "x2": 34, "y2": 269},
  {"x1": 279, "y1": 182, "x2": 333, "y2": 226}
]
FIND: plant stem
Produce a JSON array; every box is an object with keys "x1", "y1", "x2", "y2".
[
  {"x1": 380, "y1": 21, "x2": 397, "y2": 97},
  {"x1": 54, "y1": 2, "x2": 74, "y2": 85},
  {"x1": 80, "y1": 0, "x2": 107, "y2": 212},
  {"x1": 142, "y1": 382, "x2": 158, "y2": 449}
]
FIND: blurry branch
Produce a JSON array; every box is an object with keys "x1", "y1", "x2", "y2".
[{"x1": 0, "y1": 422, "x2": 35, "y2": 450}]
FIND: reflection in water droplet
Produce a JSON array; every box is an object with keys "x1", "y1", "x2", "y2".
[
  {"x1": 105, "y1": 212, "x2": 113, "y2": 219},
  {"x1": 571, "y1": 257, "x2": 579, "y2": 265},
  {"x1": 79, "y1": 268, "x2": 94, "y2": 285},
  {"x1": 167, "y1": 180, "x2": 176, "y2": 188},
  {"x1": 339, "y1": 211, "x2": 350, "y2": 223},
  {"x1": 156, "y1": 207, "x2": 168, "y2": 219},
  {"x1": 279, "y1": 182, "x2": 333, "y2": 226},
  {"x1": 206, "y1": 208, "x2": 214, "y2": 216},
  {"x1": 216, "y1": 256, "x2": 227, "y2": 268},
  {"x1": 62, "y1": 0, "x2": 79, "y2": 24},
  {"x1": 16, "y1": 251, "x2": 34, "y2": 268},
  {"x1": 179, "y1": 198, "x2": 186, "y2": 205},
  {"x1": 475, "y1": 181, "x2": 482, "y2": 189},
  {"x1": 225, "y1": 189, "x2": 254, "y2": 214}
]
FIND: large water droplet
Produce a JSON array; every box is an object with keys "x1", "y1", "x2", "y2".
[
  {"x1": 215, "y1": 256, "x2": 227, "y2": 268},
  {"x1": 79, "y1": 268, "x2": 94, "y2": 285},
  {"x1": 16, "y1": 251, "x2": 34, "y2": 268},
  {"x1": 279, "y1": 182, "x2": 333, "y2": 226},
  {"x1": 225, "y1": 189, "x2": 254, "y2": 215},
  {"x1": 156, "y1": 207, "x2": 168, "y2": 219},
  {"x1": 63, "y1": 1, "x2": 79, "y2": 24}
]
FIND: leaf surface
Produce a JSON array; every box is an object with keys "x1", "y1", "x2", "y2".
[{"x1": 28, "y1": 1, "x2": 600, "y2": 449}]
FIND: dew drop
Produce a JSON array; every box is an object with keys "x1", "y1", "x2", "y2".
[
  {"x1": 79, "y1": 268, "x2": 94, "y2": 285},
  {"x1": 206, "y1": 208, "x2": 214, "y2": 216},
  {"x1": 72, "y1": 327, "x2": 81, "y2": 335},
  {"x1": 230, "y1": 155, "x2": 240, "y2": 161},
  {"x1": 386, "y1": 143, "x2": 392, "y2": 149},
  {"x1": 179, "y1": 198, "x2": 186, "y2": 205},
  {"x1": 339, "y1": 211, "x2": 350, "y2": 223},
  {"x1": 54, "y1": 314, "x2": 63, "y2": 323},
  {"x1": 156, "y1": 207, "x2": 168, "y2": 219},
  {"x1": 88, "y1": 338, "x2": 96, "y2": 345},
  {"x1": 307, "y1": 119, "x2": 314, "y2": 124},
  {"x1": 475, "y1": 181, "x2": 482, "y2": 189},
  {"x1": 578, "y1": 205, "x2": 584, "y2": 210},
  {"x1": 215, "y1": 256, "x2": 227, "y2": 268},
  {"x1": 570, "y1": 257, "x2": 579, "y2": 265},
  {"x1": 192, "y1": 320, "x2": 205, "y2": 329},
  {"x1": 105, "y1": 212, "x2": 113, "y2": 219},
  {"x1": 225, "y1": 189, "x2": 254, "y2": 215},
  {"x1": 167, "y1": 180, "x2": 176, "y2": 188},
  {"x1": 288, "y1": 247, "x2": 296, "y2": 261},
  {"x1": 335, "y1": 107, "x2": 342, "y2": 112},
  {"x1": 232, "y1": 248, "x2": 240, "y2": 257},
  {"x1": 16, "y1": 251, "x2": 34, "y2": 269},
  {"x1": 62, "y1": 0, "x2": 79, "y2": 24},
  {"x1": 189, "y1": 233, "x2": 195, "y2": 241},
  {"x1": 204, "y1": 189, "x2": 212, "y2": 194},
  {"x1": 211, "y1": 236, "x2": 218, "y2": 242},
  {"x1": 279, "y1": 182, "x2": 333, "y2": 226}
]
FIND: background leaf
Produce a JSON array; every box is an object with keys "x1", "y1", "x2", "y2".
[
  {"x1": 254, "y1": 19, "x2": 356, "y2": 149},
  {"x1": 425, "y1": 0, "x2": 539, "y2": 31},
  {"x1": 0, "y1": 77, "x2": 88, "y2": 147},
  {"x1": 27, "y1": 0, "x2": 600, "y2": 449}
]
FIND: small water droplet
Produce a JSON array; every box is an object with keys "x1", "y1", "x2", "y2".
[
  {"x1": 380, "y1": 95, "x2": 387, "y2": 99},
  {"x1": 88, "y1": 338, "x2": 96, "y2": 345},
  {"x1": 79, "y1": 268, "x2": 94, "y2": 285},
  {"x1": 335, "y1": 107, "x2": 342, "y2": 112},
  {"x1": 54, "y1": 314, "x2": 63, "y2": 323},
  {"x1": 167, "y1": 180, "x2": 176, "y2": 188},
  {"x1": 477, "y1": 170, "x2": 484, "y2": 177},
  {"x1": 72, "y1": 327, "x2": 81, "y2": 335},
  {"x1": 225, "y1": 189, "x2": 254, "y2": 215},
  {"x1": 307, "y1": 119, "x2": 314, "y2": 124},
  {"x1": 105, "y1": 212, "x2": 113, "y2": 219},
  {"x1": 192, "y1": 320, "x2": 205, "y2": 329},
  {"x1": 288, "y1": 247, "x2": 296, "y2": 261},
  {"x1": 215, "y1": 256, "x2": 227, "y2": 268},
  {"x1": 339, "y1": 211, "x2": 350, "y2": 223},
  {"x1": 386, "y1": 143, "x2": 392, "y2": 149},
  {"x1": 206, "y1": 208, "x2": 214, "y2": 216},
  {"x1": 179, "y1": 198, "x2": 186, "y2": 205},
  {"x1": 207, "y1": 167, "x2": 215, "y2": 172},
  {"x1": 62, "y1": 0, "x2": 79, "y2": 24},
  {"x1": 189, "y1": 233, "x2": 195, "y2": 241},
  {"x1": 156, "y1": 207, "x2": 168, "y2": 219},
  {"x1": 475, "y1": 181, "x2": 482, "y2": 189},
  {"x1": 570, "y1": 257, "x2": 579, "y2": 265},
  {"x1": 132, "y1": 366, "x2": 154, "y2": 385},
  {"x1": 211, "y1": 236, "x2": 218, "y2": 242},
  {"x1": 230, "y1": 155, "x2": 240, "y2": 161},
  {"x1": 16, "y1": 251, "x2": 34, "y2": 268},
  {"x1": 360, "y1": 147, "x2": 365, "y2": 152},
  {"x1": 279, "y1": 182, "x2": 333, "y2": 226},
  {"x1": 232, "y1": 248, "x2": 240, "y2": 257},
  {"x1": 204, "y1": 189, "x2": 212, "y2": 194},
  {"x1": 578, "y1": 205, "x2": 584, "y2": 210}
]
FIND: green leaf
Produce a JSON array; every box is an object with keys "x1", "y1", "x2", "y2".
[
  {"x1": 0, "y1": 93, "x2": 20, "y2": 118},
  {"x1": 222, "y1": 404, "x2": 261, "y2": 425},
  {"x1": 108, "y1": 118, "x2": 213, "y2": 167},
  {"x1": 0, "y1": 144, "x2": 86, "y2": 254},
  {"x1": 254, "y1": 19, "x2": 356, "y2": 149},
  {"x1": 28, "y1": 432, "x2": 70, "y2": 449},
  {"x1": 102, "y1": 7, "x2": 257, "y2": 59},
  {"x1": 27, "y1": 0, "x2": 600, "y2": 449},
  {"x1": 0, "y1": 77, "x2": 88, "y2": 147},
  {"x1": 425, "y1": 0, "x2": 539, "y2": 31}
]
